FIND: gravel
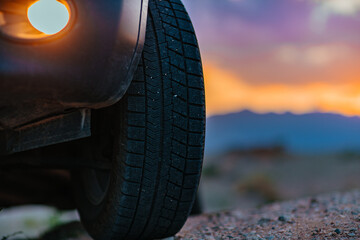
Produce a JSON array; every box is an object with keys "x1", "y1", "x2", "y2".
[{"x1": 177, "y1": 190, "x2": 360, "y2": 239}]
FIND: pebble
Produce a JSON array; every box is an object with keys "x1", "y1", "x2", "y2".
[{"x1": 258, "y1": 218, "x2": 271, "y2": 226}]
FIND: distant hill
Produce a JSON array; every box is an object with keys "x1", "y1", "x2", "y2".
[{"x1": 206, "y1": 110, "x2": 360, "y2": 156}]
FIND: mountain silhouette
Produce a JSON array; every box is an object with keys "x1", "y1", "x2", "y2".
[{"x1": 206, "y1": 110, "x2": 360, "y2": 155}]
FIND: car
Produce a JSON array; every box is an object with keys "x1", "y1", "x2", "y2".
[{"x1": 0, "y1": 0, "x2": 205, "y2": 239}]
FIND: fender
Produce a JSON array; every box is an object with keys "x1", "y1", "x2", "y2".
[{"x1": 0, "y1": 0, "x2": 148, "y2": 129}]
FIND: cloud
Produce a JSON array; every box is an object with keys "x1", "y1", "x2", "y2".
[
  {"x1": 275, "y1": 44, "x2": 351, "y2": 66},
  {"x1": 318, "y1": 0, "x2": 360, "y2": 15},
  {"x1": 311, "y1": 0, "x2": 360, "y2": 32}
]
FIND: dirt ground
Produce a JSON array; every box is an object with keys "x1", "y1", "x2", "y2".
[{"x1": 178, "y1": 190, "x2": 360, "y2": 240}]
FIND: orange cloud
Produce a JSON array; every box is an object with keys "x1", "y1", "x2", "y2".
[{"x1": 204, "y1": 60, "x2": 360, "y2": 116}]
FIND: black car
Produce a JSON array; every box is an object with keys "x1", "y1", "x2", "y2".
[{"x1": 0, "y1": 0, "x2": 205, "y2": 239}]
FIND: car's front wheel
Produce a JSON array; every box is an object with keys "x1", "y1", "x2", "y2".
[{"x1": 72, "y1": 0, "x2": 205, "y2": 239}]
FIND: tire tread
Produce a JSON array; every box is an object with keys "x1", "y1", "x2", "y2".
[{"x1": 78, "y1": 0, "x2": 205, "y2": 239}]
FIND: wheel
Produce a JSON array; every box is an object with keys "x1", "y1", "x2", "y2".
[{"x1": 72, "y1": 0, "x2": 206, "y2": 239}]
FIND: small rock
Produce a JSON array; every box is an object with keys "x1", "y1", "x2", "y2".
[
  {"x1": 347, "y1": 233, "x2": 356, "y2": 237},
  {"x1": 334, "y1": 228, "x2": 341, "y2": 234},
  {"x1": 258, "y1": 218, "x2": 271, "y2": 226},
  {"x1": 310, "y1": 198, "x2": 319, "y2": 205},
  {"x1": 278, "y1": 216, "x2": 287, "y2": 222}
]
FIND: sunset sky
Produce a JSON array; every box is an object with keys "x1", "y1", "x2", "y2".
[{"x1": 183, "y1": 0, "x2": 360, "y2": 116}]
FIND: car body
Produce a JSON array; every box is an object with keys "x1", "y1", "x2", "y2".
[
  {"x1": 0, "y1": 1, "x2": 206, "y2": 238},
  {"x1": 0, "y1": 0, "x2": 148, "y2": 155}
]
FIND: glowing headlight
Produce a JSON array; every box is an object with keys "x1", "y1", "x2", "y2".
[
  {"x1": 28, "y1": 0, "x2": 70, "y2": 35},
  {"x1": 0, "y1": 0, "x2": 73, "y2": 42}
]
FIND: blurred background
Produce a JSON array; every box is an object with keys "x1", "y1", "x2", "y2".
[
  {"x1": 2, "y1": 0, "x2": 360, "y2": 237},
  {"x1": 182, "y1": 0, "x2": 360, "y2": 212}
]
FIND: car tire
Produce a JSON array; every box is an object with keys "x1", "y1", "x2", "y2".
[{"x1": 72, "y1": 0, "x2": 205, "y2": 239}]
